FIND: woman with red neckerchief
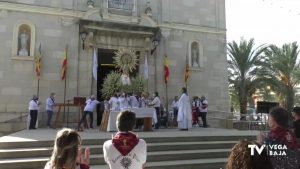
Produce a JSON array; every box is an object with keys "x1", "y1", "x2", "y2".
[
  {"x1": 257, "y1": 107, "x2": 300, "y2": 169},
  {"x1": 103, "y1": 111, "x2": 147, "y2": 169}
]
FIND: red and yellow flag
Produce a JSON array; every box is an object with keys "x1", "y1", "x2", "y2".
[
  {"x1": 164, "y1": 55, "x2": 169, "y2": 84},
  {"x1": 61, "y1": 46, "x2": 68, "y2": 80},
  {"x1": 35, "y1": 43, "x2": 41, "y2": 79},
  {"x1": 184, "y1": 57, "x2": 189, "y2": 83}
]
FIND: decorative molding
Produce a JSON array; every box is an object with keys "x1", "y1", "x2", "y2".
[
  {"x1": 159, "y1": 23, "x2": 226, "y2": 35},
  {"x1": 102, "y1": 13, "x2": 139, "y2": 24},
  {"x1": 11, "y1": 56, "x2": 34, "y2": 61},
  {"x1": 0, "y1": 2, "x2": 84, "y2": 18},
  {"x1": 188, "y1": 40, "x2": 204, "y2": 70},
  {"x1": 61, "y1": 17, "x2": 78, "y2": 27},
  {"x1": 12, "y1": 20, "x2": 36, "y2": 60}
]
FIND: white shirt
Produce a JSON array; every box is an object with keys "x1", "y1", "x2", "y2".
[
  {"x1": 84, "y1": 99, "x2": 100, "y2": 112},
  {"x1": 152, "y1": 97, "x2": 161, "y2": 108},
  {"x1": 46, "y1": 97, "x2": 55, "y2": 111},
  {"x1": 109, "y1": 97, "x2": 119, "y2": 111},
  {"x1": 103, "y1": 139, "x2": 147, "y2": 169},
  {"x1": 199, "y1": 99, "x2": 208, "y2": 112},
  {"x1": 130, "y1": 96, "x2": 139, "y2": 108},
  {"x1": 172, "y1": 100, "x2": 179, "y2": 109},
  {"x1": 29, "y1": 100, "x2": 39, "y2": 110},
  {"x1": 118, "y1": 97, "x2": 130, "y2": 110}
]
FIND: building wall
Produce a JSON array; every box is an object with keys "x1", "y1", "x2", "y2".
[
  {"x1": 0, "y1": 11, "x2": 79, "y2": 113},
  {"x1": 0, "y1": 0, "x2": 229, "y2": 116}
]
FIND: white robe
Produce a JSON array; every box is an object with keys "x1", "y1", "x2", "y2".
[{"x1": 177, "y1": 93, "x2": 192, "y2": 129}]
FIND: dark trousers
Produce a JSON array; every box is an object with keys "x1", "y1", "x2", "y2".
[
  {"x1": 173, "y1": 108, "x2": 178, "y2": 126},
  {"x1": 29, "y1": 110, "x2": 38, "y2": 129},
  {"x1": 79, "y1": 111, "x2": 94, "y2": 128},
  {"x1": 155, "y1": 107, "x2": 160, "y2": 129},
  {"x1": 46, "y1": 110, "x2": 53, "y2": 127},
  {"x1": 200, "y1": 112, "x2": 207, "y2": 127}
]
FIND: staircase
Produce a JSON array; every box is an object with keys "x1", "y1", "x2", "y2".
[{"x1": 0, "y1": 129, "x2": 256, "y2": 169}]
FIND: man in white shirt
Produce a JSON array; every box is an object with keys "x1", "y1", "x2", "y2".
[
  {"x1": 118, "y1": 93, "x2": 130, "y2": 110},
  {"x1": 171, "y1": 96, "x2": 179, "y2": 126},
  {"x1": 46, "y1": 92, "x2": 55, "y2": 128},
  {"x1": 129, "y1": 93, "x2": 139, "y2": 108},
  {"x1": 177, "y1": 87, "x2": 192, "y2": 130},
  {"x1": 28, "y1": 95, "x2": 40, "y2": 130},
  {"x1": 150, "y1": 92, "x2": 161, "y2": 129},
  {"x1": 78, "y1": 95, "x2": 100, "y2": 129},
  {"x1": 103, "y1": 110, "x2": 147, "y2": 169},
  {"x1": 109, "y1": 94, "x2": 120, "y2": 111},
  {"x1": 199, "y1": 95, "x2": 208, "y2": 127}
]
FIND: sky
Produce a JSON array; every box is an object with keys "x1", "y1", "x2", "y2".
[{"x1": 226, "y1": 0, "x2": 300, "y2": 46}]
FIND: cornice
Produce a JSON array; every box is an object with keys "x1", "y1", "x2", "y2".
[
  {"x1": 0, "y1": 2, "x2": 84, "y2": 18},
  {"x1": 159, "y1": 23, "x2": 226, "y2": 35}
]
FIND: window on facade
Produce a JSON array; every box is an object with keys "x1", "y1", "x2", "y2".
[{"x1": 108, "y1": 0, "x2": 134, "y2": 11}]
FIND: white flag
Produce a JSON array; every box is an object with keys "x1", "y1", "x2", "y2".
[
  {"x1": 144, "y1": 53, "x2": 149, "y2": 79},
  {"x1": 92, "y1": 48, "x2": 98, "y2": 81}
]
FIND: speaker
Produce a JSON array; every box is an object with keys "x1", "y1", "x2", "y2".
[{"x1": 256, "y1": 101, "x2": 279, "y2": 114}]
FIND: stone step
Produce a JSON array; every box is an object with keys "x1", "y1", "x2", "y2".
[
  {"x1": 90, "y1": 158, "x2": 227, "y2": 169},
  {"x1": 0, "y1": 135, "x2": 254, "y2": 149},
  {"x1": 0, "y1": 141, "x2": 236, "y2": 159},
  {"x1": 0, "y1": 149, "x2": 230, "y2": 169}
]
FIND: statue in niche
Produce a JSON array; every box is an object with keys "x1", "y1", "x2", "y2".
[
  {"x1": 18, "y1": 27, "x2": 30, "y2": 56},
  {"x1": 191, "y1": 42, "x2": 200, "y2": 68}
]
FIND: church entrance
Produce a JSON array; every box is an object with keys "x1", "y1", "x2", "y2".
[
  {"x1": 97, "y1": 48, "x2": 118, "y2": 101},
  {"x1": 96, "y1": 48, "x2": 117, "y2": 126}
]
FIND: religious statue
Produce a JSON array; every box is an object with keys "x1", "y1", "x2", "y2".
[
  {"x1": 18, "y1": 29, "x2": 30, "y2": 56},
  {"x1": 121, "y1": 73, "x2": 131, "y2": 85},
  {"x1": 191, "y1": 42, "x2": 199, "y2": 68}
]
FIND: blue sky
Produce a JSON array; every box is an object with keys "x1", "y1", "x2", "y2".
[{"x1": 226, "y1": 0, "x2": 300, "y2": 46}]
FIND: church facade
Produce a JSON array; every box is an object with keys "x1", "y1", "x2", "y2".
[{"x1": 0, "y1": 0, "x2": 229, "y2": 126}]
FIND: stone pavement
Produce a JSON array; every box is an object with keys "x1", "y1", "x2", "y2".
[{"x1": 0, "y1": 127, "x2": 259, "y2": 143}]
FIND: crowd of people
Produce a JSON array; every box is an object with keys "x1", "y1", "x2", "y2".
[
  {"x1": 44, "y1": 106, "x2": 300, "y2": 169},
  {"x1": 27, "y1": 87, "x2": 209, "y2": 131}
]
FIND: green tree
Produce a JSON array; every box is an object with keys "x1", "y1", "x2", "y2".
[
  {"x1": 264, "y1": 42, "x2": 300, "y2": 112},
  {"x1": 227, "y1": 38, "x2": 267, "y2": 119}
]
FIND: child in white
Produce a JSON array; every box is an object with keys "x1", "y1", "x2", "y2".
[{"x1": 103, "y1": 111, "x2": 147, "y2": 169}]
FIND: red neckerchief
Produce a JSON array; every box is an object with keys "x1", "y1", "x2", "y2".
[
  {"x1": 112, "y1": 132, "x2": 139, "y2": 156},
  {"x1": 269, "y1": 126, "x2": 298, "y2": 150}
]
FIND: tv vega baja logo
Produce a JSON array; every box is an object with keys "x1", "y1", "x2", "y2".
[{"x1": 248, "y1": 144, "x2": 287, "y2": 156}]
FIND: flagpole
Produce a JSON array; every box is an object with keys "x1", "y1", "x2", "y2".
[
  {"x1": 63, "y1": 45, "x2": 68, "y2": 123},
  {"x1": 37, "y1": 79, "x2": 40, "y2": 98},
  {"x1": 185, "y1": 54, "x2": 188, "y2": 90}
]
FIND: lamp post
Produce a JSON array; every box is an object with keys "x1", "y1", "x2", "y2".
[{"x1": 80, "y1": 31, "x2": 87, "y2": 50}]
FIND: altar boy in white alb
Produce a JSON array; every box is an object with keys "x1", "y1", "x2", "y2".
[
  {"x1": 103, "y1": 110, "x2": 147, "y2": 169},
  {"x1": 177, "y1": 87, "x2": 192, "y2": 130}
]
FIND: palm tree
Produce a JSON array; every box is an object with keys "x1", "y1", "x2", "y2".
[
  {"x1": 227, "y1": 38, "x2": 267, "y2": 119},
  {"x1": 264, "y1": 42, "x2": 300, "y2": 112}
]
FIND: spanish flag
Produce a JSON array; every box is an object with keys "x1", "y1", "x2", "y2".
[
  {"x1": 35, "y1": 43, "x2": 41, "y2": 79},
  {"x1": 61, "y1": 46, "x2": 68, "y2": 80},
  {"x1": 164, "y1": 55, "x2": 169, "y2": 84},
  {"x1": 184, "y1": 56, "x2": 189, "y2": 83}
]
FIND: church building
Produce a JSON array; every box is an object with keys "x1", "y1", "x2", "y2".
[{"x1": 0, "y1": 0, "x2": 229, "y2": 127}]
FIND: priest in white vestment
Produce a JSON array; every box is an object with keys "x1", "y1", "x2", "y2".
[{"x1": 177, "y1": 87, "x2": 192, "y2": 130}]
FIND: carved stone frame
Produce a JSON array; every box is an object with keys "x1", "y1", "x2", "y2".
[
  {"x1": 188, "y1": 40, "x2": 203, "y2": 71},
  {"x1": 12, "y1": 20, "x2": 35, "y2": 61}
]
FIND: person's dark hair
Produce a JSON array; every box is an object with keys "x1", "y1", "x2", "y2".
[
  {"x1": 226, "y1": 140, "x2": 273, "y2": 169},
  {"x1": 269, "y1": 107, "x2": 289, "y2": 128},
  {"x1": 116, "y1": 111, "x2": 136, "y2": 132},
  {"x1": 292, "y1": 106, "x2": 300, "y2": 116},
  {"x1": 154, "y1": 91, "x2": 159, "y2": 97},
  {"x1": 182, "y1": 87, "x2": 187, "y2": 94}
]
